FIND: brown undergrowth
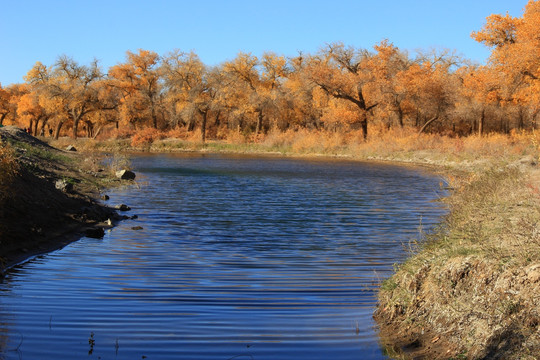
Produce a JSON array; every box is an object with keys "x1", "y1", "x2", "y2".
[{"x1": 51, "y1": 126, "x2": 540, "y2": 168}]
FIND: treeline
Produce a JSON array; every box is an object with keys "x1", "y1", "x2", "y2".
[{"x1": 0, "y1": 0, "x2": 538, "y2": 142}]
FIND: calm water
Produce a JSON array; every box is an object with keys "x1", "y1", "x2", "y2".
[{"x1": 0, "y1": 154, "x2": 446, "y2": 359}]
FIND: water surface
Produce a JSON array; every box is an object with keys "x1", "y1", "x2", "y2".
[{"x1": 0, "y1": 154, "x2": 446, "y2": 359}]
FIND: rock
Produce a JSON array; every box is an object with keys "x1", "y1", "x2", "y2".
[
  {"x1": 101, "y1": 194, "x2": 110, "y2": 201},
  {"x1": 66, "y1": 145, "x2": 77, "y2": 152},
  {"x1": 526, "y1": 264, "x2": 540, "y2": 283},
  {"x1": 115, "y1": 204, "x2": 131, "y2": 211},
  {"x1": 519, "y1": 155, "x2": 537, "y2": 166},
  {"x1": 131, "y1": 226, "x2": 143, "y2": 230},
  {"x1": 55, "y1": 179, "x2": 73, "y2": 193},
  {"x1": 85, "y1": 228, "x2": 105, "y2": 239},
  {"x1": 116, "y1": 169, "x2": 136, "y2": 180},
  {"x1": 130, "y1": 215, "x2": 138, "y2": 220}
]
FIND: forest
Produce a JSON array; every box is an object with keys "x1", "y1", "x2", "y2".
[{"x1": 0, "y1": 1, "x2": 538, "y2": 146}]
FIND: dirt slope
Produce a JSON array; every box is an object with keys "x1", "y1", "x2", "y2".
[
  {"x1": 0, "y1": 126, "x2": 122, "y2": 272},
  {"x1": 375, "y1": 164, "x2": 540, "y2": 359}
]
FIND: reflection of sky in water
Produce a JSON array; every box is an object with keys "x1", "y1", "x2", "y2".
[{"x1": 0, "y1": 154, "x2": 447, "y2": 359}]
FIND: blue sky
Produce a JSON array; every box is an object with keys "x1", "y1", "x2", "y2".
[{"x1": 0, "y1": 0, "x2": 528, "y2": 86}]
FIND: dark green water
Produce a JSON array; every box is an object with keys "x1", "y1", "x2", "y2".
[{"x1": 0, "y1": 154, "x2": 446, "y2": 359}]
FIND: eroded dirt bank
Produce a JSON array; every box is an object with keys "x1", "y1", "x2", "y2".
[
  {"x1": 375, "y1": 163, "x2": 540, "y2": 359},
  {"x1": 0, "y1": 126, "x2": 128, "y2": 272}
]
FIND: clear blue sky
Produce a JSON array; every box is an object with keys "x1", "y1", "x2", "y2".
[{"x1": 0, "y1": 0, "x2": 529, "y2": 86}]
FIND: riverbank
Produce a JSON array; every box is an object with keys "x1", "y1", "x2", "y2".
[
  {"x1": 376, "y1": 163, "x2": 540, "y2": 359},
  {"x1": 47, "y1": 128, "x2": 537, "y2": 172},
  {"x1": 0, "y1": 126, "x2": 133, "y2": 273}
]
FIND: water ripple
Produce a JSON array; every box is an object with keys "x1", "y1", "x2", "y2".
[{"x1": 0, "y1": 154, "x2": 446, "y2": 360}]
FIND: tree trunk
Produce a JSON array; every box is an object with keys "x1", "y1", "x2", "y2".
[
  {"x1": 71, "y1": 107, "x2": 87, "y2": 139},
  {"x1": 151, "y1": 105, "x2": 158, "y2": 129},
  {"x1": 201, "y1": 110, "x2": 207, "y2": 144},
  {"x1": 478, "y1": 108, "x2": 485, "y2": 136},
  {"x1": 518, "y1": 108, "x2": 525, "y2": 130},
  {"x1": 187, "y1": 118, "x2": 195, "y2": 132},
  {"x1": 72, "y1": 113, "x2": 82, "y2": 139},
  {"x1": 85, "y1": 121, "x2": 94, "y2": 138},
  {"x1": 255, "y1": 110, "x2": 263, "y2": 135},
  {"x1": 418, "y1": 116, "x2": 439, "y2": 135},
  {"x1": 33, "y1": 118, "x2": 40, "y2": 136},
  {"x1": 361, "y1": 118, "x2": 368, "y2": 140},
  {"x1": 397, "y1": 107, "x2": 404, "y2": 128},
  {"x1": 0, "y1": 113, "x2": 6, "y2": 125},
  {"x1": 357, "y1": 112, "x2": 368, "y2": 140},
  {"x1": 54, "y1": 121, "x2": 64, "y2": 140},
  {"x1": 214, "y1": 110, "x2": 221, "y2": 127},
  {"x1": 93, "y1": 125, "x2": 103, "y2": 139},
  {"x1": 39, "y1": 118, "x2": 48, "y2": 137}
]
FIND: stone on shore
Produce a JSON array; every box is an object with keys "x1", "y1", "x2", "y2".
[
  {"x1": 55, "y1": 179, "x2": 73, "y2": 193},
  {"x1": 65, "y1": 145, "x2": 77, "y2": 152},
  {"x1": 116, "y1": 169, "x2": 136, "y2": 180},
  {"x1": 85, "y1": 228, "x2": 105, "y2": 239},
  {"x1": 115, "y1": 204, "x2": 131, "y2": 211}
]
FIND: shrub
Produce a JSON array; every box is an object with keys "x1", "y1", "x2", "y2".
[
  {"x1": 108, "y1": 127, "x2": 136, "y2": 140},
  {"x1": 130, "y1": 127, "x2": 165, "y2": 148}
]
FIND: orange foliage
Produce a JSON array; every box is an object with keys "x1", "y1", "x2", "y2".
[
  {"x1": 1, "y1": 1, "x2": 537, "y2": 144},
  {"x1": 130, "y1": 127, "x2": 166, "y2": 147}
]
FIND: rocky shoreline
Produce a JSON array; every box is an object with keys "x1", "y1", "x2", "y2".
[{"x1": 0, "y1": 126, "x2": 135, "y2": 273}]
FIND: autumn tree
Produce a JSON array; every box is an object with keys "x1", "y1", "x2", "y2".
[
  {"x1": 24, "y1": 57, "x2": 104, "y2": 139},
  {"x1": 306, "y1": 43, "x2": 379, "y2": 140},
  {"x1": 472, "y1": 0, "x2": 540, "y2": 129},
  {"x1": 17, "y1": 89, "x2": 50, "y2": 136},
  {"x1": 221, "y1": 52, "x2": 288, "y2": 136},
  {"x1": 24, "y1": 62, "x2": 65, "y2": 138},
  {"x1": 394, "y1": 50, "x2": 461, "y2": 134},
  {"x1": 162, "y1": 50, "x2": 222, "y2": 142},
  {"x1": 54, "y1": 56, "x2": 103, "y2": 138},
  {"x1": 282, "y1": 53, "x2": 324, "y2": 129},
  {"x1": 108, "y1": 49, "x2": 163, "y2": 130},
  {"x1": 82, "y1": 78, "x2": 122, "y2": 138},
  {"x1": 458, "y1": 65, "x2": 501, "y2": 135},
  {"x1": 0, "y1": 84, "x2": 12, "y2": 125},
  {"x1": 368, "y1": 41, "x2": 412, "y2": 128}
]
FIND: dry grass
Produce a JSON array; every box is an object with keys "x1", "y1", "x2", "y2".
[{"x1": 46, "y1": 126, "x2": 540, "y2": 168}]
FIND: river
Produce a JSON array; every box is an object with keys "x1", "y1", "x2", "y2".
[{"x1": 0, "y1": 154, "x2": 446, "y2": 359}]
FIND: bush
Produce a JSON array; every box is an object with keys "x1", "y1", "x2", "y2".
[{"x1": 130, "y1": 127, "x2": 165, "y2": 148}]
